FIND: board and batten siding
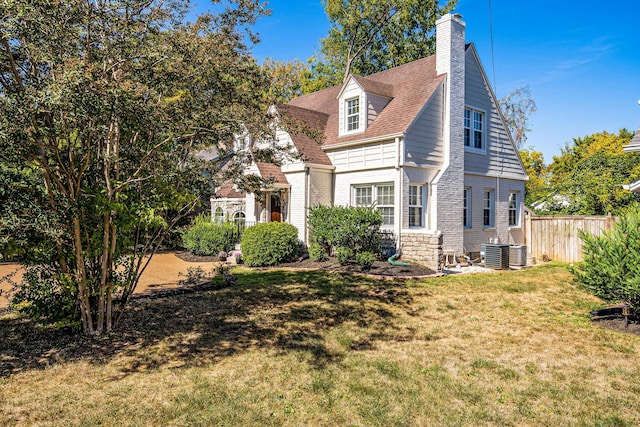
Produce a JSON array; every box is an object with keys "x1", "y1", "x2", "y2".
[
  {"x1": 326, "y1": 140, "x2": 397, "y2": 173},
  {"x1": 463, "y1": 49, "x2": 526, "y2": 180},
  {"x1": 404, "y1": 83, "x2": 445, "y2": 169}
]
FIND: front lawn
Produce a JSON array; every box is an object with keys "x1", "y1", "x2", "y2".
[{"x1": 1, "y1": 264, "x2": 638, "y2": 426}]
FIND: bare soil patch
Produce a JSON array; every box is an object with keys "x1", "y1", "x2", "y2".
[
  {"x1": 174, "y1": 250, "x2": 438, "y2": 278},
  {"x1": 0, "y1": 251, "x2": 435, "y2": 310}
]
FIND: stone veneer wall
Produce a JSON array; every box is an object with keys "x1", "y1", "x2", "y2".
[{"x1": 400, "y1": 231, "x2": 443, "y2": 271}]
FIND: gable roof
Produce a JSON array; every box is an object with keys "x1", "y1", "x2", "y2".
[
  {"x1": 277, "y1": 104, "x2": 332, "y2": 165},
  {"x1": 216, "y1": 181, "x2": 245, "y2": 199},
  {"x1": 287, "y1": 55, "x2": 445, "y2": 148},
  {"x1": 255, "y1": 162, "x2": 289, "y2": 185},
  {"x1": 347, "y1": 74, "x2": 394, "y2": 98}
]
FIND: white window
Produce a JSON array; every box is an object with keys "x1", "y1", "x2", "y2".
[
  {"x1": 353, "y1": 183, "x2": 394, "y2": 226},
  {"x1": 463, "y1": 187, "x2": 471, "y2": 229},
  {"x1": 214, "y1": 207, "x2": 224, "y2": 223},
  {"x1": 346, "y1": 97, "x2": 360, "y2": 131},
  {"x1": 464, "y1": 108, "x2": 484, "y2": 150},
  {"x1": 409, "y1": 185, "x2": 424, "y2": 227},
  {"x1": 483, "y1": 189, "x2": 494, "y2": 228},
  {"x1": 509, "y1": 192, "x2": 520, "y2": 226}
]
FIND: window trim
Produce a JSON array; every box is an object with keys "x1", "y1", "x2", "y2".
[
  {"x1": 352, "y1": 182, "x2": 395, "y2": 228},
  {"x1": 346, "y1": 97, "x2": 360, "y2": 132},
  {"x1": 509, "y1": 191, "x2": 520, "y2": 227},
  {"x1": 464, "y1": 107, "x2": 486, "y2": 153},
  {"x1": 408, "y1": 184, "x2": 425, "y2": 228},
  {"x1": 483, "y1": 189, "x2": 495, "y2": 229},
  {"x1": 214, "y1": 207, "x2": 225, "y2": 223},
  {"x1": 463, "y1": 187, "x2": 471, "y2": 229}
]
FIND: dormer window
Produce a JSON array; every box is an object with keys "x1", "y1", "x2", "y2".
[{"x1": 346, "y1": 98, "x2": 360, "y2": 131}]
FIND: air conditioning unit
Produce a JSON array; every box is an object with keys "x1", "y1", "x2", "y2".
[
  {"x1": 509, "y1": 245, "x2": 527, "y2": 267},
  {"x1": 483, "y1": 244, "x2": 510, "y2": 270}
]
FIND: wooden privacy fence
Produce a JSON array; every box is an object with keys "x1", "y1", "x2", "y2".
[{"x1": 524, "y1": 214, "x2": 618, "y2": 263}]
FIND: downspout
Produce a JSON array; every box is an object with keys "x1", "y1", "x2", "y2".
[
  {"x1": 395, "y1": 136, "x2": 404, "y2": 253},
  {"x1": 305, "y1": 166, "x2": 310, "y2": 245}
]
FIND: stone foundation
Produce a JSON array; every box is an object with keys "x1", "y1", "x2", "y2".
[{"x1": 400, "y1": 231, "x2": 443, "y2": 271}]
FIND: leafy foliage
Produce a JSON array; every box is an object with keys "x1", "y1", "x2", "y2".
[
  {"x1": 240, "y1": 222, "x2": 299, "y2": 267},
  {"x1": 308, "y1": 205, "x2": 383, "y2": 255},
  {"x1": 355, "y1": 251, "x2": 376, "y2": 270},
  {"x1": 303, "y1": 0, "x2": 456, "y2": 91},
  {"x1": 308, "y1": 243, "x2": 328, "y2": 262},
  {"x1": 541, "y1": 130, "x2": 640, "y2": 215},
  {"x1": 571, "y1": 204, "x2": 640, "y2": 314},
  {"x1": 181, "y1": 215, "x2": 236, "y2": 256},
  {"x1": 518, "y1": 148, "x2": 549, "y2": 205},
  {"x1": 336, "y1": 246, "x2": 354, "y2": 265},
  {"x1": 0, "y1": 0, "x2": 271, "y2": 334}
]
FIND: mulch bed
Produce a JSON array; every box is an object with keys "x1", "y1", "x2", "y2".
[{"x1": 174, "y1": 251, "x2": 438, "y2": 278}]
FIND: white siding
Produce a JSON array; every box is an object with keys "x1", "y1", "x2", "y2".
[
  {"x1": 404, "y1": 84, "x2": 445, "y2": 168},
  {"x1": 462, "y1": 175, "x2": 525, "y2": 253},
  {"x1": 285, "y1": 170, "x2": 308, "y2": 243},
  {"x1": 326, "y1": 140, "x2": 397, "y2": 172},
  {"x1": 338, "y1": 80, "x2": 365, "y2": 137},
  {"x1": 400, "y1": 168, "x2": 439, "y2": 231},
  {"x1": 367, "y1": 93, "x2": 392, "y2": 126},
  {"x1": 463, "y1": 49, "x2": 527, "y2": 180}
]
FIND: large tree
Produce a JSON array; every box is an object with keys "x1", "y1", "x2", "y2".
[
  {"x1": 0, "y1": 0, "x2": 273, "y2": 334},
  {"x1": 542, "y1": 129, "x2": 640, "y2": 215},
  {"x1": 499, "y1": 86, "x2": 537, "y2": 150},
  {"x1": 303, "y1": 0, "x2": 456, "y2": 91}
]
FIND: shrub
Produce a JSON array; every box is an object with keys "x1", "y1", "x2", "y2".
[
  {"x1": 336, "y1": 246, "x2": 353, "y2": 265},
  {"x1": 356, "y1": 251, "x2": 376, "y2": 270},
  {"x1": 11, "y1": 265, "x2": 80, "y2": 329},
  {"x1": 181, "y1": 214, "x2": 235, "y2": 256},
  {"x1": 240, "y1": 222, "x2": 299, "y2": 267},
  {"x1": 571, "y1": 204, "x2": 640, "y2": 314},
  {"x1": 308, "y1": 205, "x2": 382, "y2": 254},
  {"x1": 308, "y1": 243, "x2": 327, "y2": 262}
]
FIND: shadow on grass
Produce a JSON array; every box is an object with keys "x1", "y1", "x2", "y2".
[{"x1": 0, "y1": 269, "x2": 414, "y2": 377}]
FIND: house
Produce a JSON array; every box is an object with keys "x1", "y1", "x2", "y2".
[
  {"x1": 211, "y1": 13, "x2": 528, "y2": 269},
  {"x1": 623, "y1": 128, "x2": 640, "y2": 192}
]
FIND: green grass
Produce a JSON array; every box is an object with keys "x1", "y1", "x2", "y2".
[{"x1": 1, "y1": 264, "x2": 639, "y2": 426}]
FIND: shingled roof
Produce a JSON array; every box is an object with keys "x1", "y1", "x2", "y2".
[
  {"x1": 277, "y1": 104, "x2": 332, "y2": 165},
  {"x1": 255, "y1": 162, "x2": 289, "y2": 185},
  {"x1": 287, "y1": 55, "x2": 445, "y2": 148}
]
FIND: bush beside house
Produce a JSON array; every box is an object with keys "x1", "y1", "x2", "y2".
[
  {"x1": 240, "y1": 222, "x2": 299, "y2": 267},
  {"x1": 181, "y1": 215, "x2": 236, "y2": 256},
  {"x1": 308, "y1": 205, "x2": 382, "y2": 265}
]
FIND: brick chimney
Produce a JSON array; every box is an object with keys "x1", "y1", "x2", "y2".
[{"x1": 434, "y1": 13, "x2": 466, "y2": 254}]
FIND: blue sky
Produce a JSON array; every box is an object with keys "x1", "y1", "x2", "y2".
[{"x1": 194, "y1": 0, "x2": 640, "y2": 163}]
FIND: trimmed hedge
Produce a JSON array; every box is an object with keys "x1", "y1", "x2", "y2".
[
  {"x1": 241, "y1": 222, "x2": 299, "y2": 267},
  {"x1": 181, "y1": 215, "x2": 236, "y2": 256},
  {"x1": 308, "y1": 205, "x2": 382, "y2": 255}
]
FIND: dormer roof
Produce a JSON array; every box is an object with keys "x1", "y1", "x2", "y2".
[
  {"x1": 338, "y1": 74, "x2": 395, "y2": 99},
  {"x1": 287, "y1": 55, "x2": 445, "y2": 147}
]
